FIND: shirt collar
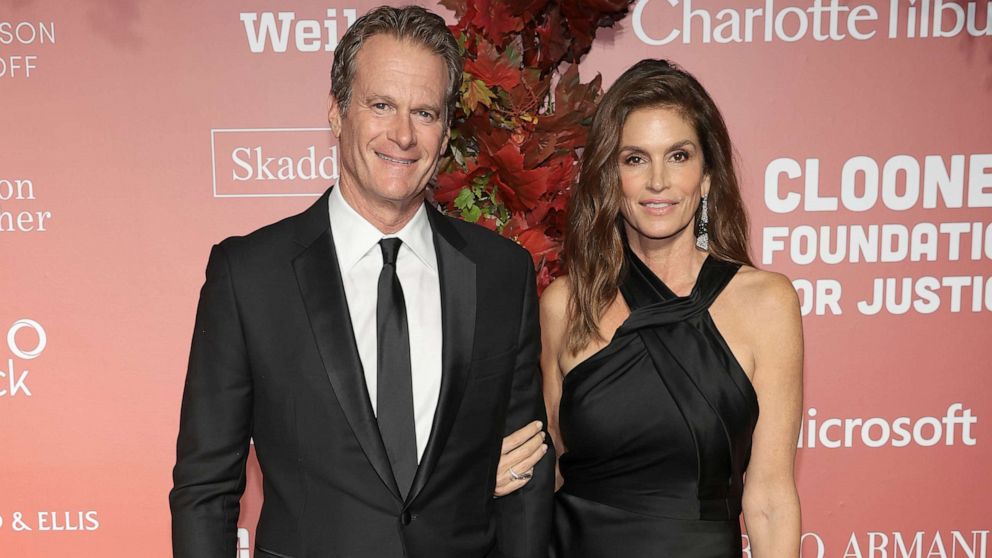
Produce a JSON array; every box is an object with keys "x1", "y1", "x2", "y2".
[{"x1": 328, "y1": 183, "x2": 437, "y2": 272}]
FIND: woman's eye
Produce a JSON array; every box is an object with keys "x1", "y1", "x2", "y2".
[
  {"x1": 625, "y1": 155, "x2": 644, "y2": 165},
  {"x1": 671, "y1": 151, "x2": 689, "y2": 163}
]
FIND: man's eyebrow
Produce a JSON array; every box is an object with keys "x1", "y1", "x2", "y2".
[
  {"x1": 363, "y1": 92, "x2": 397, "y2": 105},
  {"x1": 413, "y1": 102, "x2": 442, "y2": 114}
]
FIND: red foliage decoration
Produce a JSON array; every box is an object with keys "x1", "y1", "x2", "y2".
[{"x1": 433, "y1": 0, "x2": 633, "y2": 292}]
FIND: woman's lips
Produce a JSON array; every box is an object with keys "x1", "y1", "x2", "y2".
[{"x1": 640, "y1": 199, "x2": 677, "y2": 215}]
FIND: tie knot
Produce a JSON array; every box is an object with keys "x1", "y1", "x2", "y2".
[{"x1": 380, "y1": 237, "x2": 403, "y2": 266}]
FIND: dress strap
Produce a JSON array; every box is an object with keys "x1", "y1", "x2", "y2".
[
  {"x1": 693, "y1": 257, "x2": 742, "y2": 311},
  {"x1": 618, "y1": 243, "x2": 676, "y2": 310},
  {"x1": 616, "y1": 245, "x2": 742, "y2": 334}
]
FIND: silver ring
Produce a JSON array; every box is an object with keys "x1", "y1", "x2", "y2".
[{"x1": 509, "y1": 467, "x2": 533, "y2": 481}]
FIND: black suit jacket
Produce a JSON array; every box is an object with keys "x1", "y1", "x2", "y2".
[{"x1": 170, "y1": 189, "x2": 553, "y2": 558}]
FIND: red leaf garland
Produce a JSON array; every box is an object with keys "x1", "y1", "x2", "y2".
[
  {"x1": 464, "y1": 38, "x2": 521, "y2": 91},
  {"x1": 436, "y1": 0, "x2": 634, "y2": 293}
]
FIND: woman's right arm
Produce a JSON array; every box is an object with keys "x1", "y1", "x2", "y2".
[
  {"x1": 539, "y1": 277, "x2": 571, "y2": 491},
  {"x1": 493, "y1": 276, "x2": 570, "y2": 496}
]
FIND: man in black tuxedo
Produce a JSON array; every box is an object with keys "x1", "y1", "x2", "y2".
[{"x1": 169, "y1": 6, "x2": 553, "y2": 558}]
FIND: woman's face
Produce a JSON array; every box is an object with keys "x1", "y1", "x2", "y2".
[{"x1": 617, "y1": 106, "x2": 709, "y2": 244}]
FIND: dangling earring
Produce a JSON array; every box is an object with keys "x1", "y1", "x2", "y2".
[{"x1": 695, "y1": 195, "x2": 709, "y2": 251}]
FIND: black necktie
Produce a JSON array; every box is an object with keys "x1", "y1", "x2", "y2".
[{"x1": 376, "y1": 238, "x2": 417, "y2": 497}]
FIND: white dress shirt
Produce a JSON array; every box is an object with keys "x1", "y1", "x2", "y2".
[{"x1": 328, "y1": 184, "x2": 443, "y2": 461}]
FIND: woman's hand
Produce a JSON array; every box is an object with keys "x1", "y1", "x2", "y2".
[{"x1": 494, "y1": 420, "x2": 548, "y2": 497}]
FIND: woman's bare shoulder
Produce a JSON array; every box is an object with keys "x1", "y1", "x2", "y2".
[
  {"x1": 720, "y1": 265, "x2": 803, "y2": 364},
  {"x1": 540, "y1": 275, "x2": 571, "y2": 317},
  {"x1": 724, "y1": 265, "x2": 799, "y2": 318}
]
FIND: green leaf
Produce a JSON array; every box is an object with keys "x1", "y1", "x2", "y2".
[
  {"x1": 470, "y1": 172, "x2": 490, "y2": 197},
  {"x1": 453, "y1": 187, "x2": 475, "y2": 210},
  {"x1": 455, "y1": 31, "x2": 468, "y2": 54},
  {"x1": 462, "y1": 205, "x2": 483, "y2": 222},
  {"x1": 463, "y1": 78, "x2": 496, "y2": 113}
]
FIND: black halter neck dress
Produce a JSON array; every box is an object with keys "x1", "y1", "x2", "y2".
[{"x1": 553, "y1": 247, "x2": 759, "y2": 557}]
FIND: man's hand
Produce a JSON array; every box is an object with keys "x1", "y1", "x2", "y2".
[{"x1": 494, "y1": 421, "x2": 548, "y2": 497}]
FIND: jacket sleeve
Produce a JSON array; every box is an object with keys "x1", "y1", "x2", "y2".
[
  {"x1": 493, "y1": 255, "x2": 555, "y2": 558},
  {"x1": 169, "y1": 243, "x2": 253, "y2": 557}
]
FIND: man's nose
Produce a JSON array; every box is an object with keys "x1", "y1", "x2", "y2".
[{"x1": 388, "y1": 114, "x2": 416, "y2": 150}]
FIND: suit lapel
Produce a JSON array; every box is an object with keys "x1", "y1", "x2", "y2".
[
  {"x1": 292, "y1": 190, "x2": 402, "y2": 502},
  {"x1": 405, "y1": 205, "x2": 476, "y2": 505}
]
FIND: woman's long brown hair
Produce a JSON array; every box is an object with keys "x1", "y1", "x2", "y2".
[{"x1": 564, "y1": 59, "x2": 753, "y2": 353}]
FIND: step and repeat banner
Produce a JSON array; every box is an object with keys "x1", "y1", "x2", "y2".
[{"x1": 2, "y1": 0, "x2": 989, "y2": 556}]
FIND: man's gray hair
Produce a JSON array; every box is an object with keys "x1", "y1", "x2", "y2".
[{"x1": 331, "y1": 5, "x2": 463, "y2": 124}]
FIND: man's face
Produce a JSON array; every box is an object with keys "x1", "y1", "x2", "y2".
[{"x1": 329, "y1": 35, "x2": 449, "y2": 214}]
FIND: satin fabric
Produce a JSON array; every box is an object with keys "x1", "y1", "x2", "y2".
[{"x1": 553, "y1": 245, "x2": 759, "y2": 558}]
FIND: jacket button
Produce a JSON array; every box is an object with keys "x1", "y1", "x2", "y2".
[{"x1": 400, "y1": 511, "x2": 412, "y2": 525}]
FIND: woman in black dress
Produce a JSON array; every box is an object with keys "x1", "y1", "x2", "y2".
[{"x1": 535, "y1": 59, "x2": 803, "y2": 557}]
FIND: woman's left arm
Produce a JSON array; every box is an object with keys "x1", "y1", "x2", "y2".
[{"x1": 741, "y1": 272, "x2": 804, "y2": 558}]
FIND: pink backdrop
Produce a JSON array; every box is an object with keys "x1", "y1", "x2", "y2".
[{"x1": 2, "y1": 0, "x2": 989, "y2": 556}]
